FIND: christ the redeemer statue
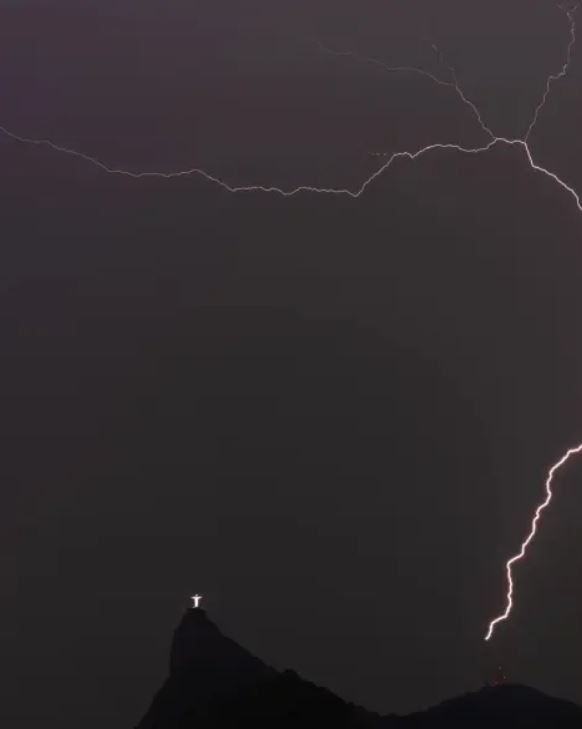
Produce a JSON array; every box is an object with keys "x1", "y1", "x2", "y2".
[{"x1": 191, "y1": 594, "x2": 203, "y2": 609}]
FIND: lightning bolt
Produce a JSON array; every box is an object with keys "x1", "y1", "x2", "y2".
[
  {"x1": 315, "y1": 38, "x2": 496, "y2": 140},
  {"x1": 308, "y1": 13, "x2": 582, "y2": 644},
  {"x1": 525, "y1": 3, "x2": 579, "y2": 141},
  {"x1": 1, "y1": 10, "x2": 578, "y2": 211},
  {"x1": 1, "y1": 3, "x2": 581, "y2": 640},
  {"x1": 483, "y1": 3, "x2": 582, "y2": 641},
  {"x1": 484, "y1": 443, "x2": 582, "y2": 641}
]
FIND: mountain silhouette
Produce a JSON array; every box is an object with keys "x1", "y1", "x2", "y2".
[
  {"x1": 137, "y1": 608, "x2": 275, "y2": 729},
  {"x1": 398, "y1": 683, "x2": 582, "y2": 727},
  {"x1": 136, "y1": 609, "x2": 582, "y2": 728}
]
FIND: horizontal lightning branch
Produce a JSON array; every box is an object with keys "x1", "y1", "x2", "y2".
[
  {"x1": 0, "y1": 123, "x2": 496, "y2": 195},
  {"x1": 0, "y1": 125, "x2": 580, "y2": 210}
]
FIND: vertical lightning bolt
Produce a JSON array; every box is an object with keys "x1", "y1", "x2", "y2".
[
  {"x1": 1, "y1": 2, "x2": 581, "y2": 641},
  {"x1": 484, "y1": 3, "x2": 582, "y2": 641},
  {"x1": 326, "y1": 9, "x2": 582, "y2": 643},
  {"x1": 484, "y1": 443, "x2": 582, "y2": 641}
]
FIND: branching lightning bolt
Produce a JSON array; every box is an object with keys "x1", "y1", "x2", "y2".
[
  {"x1": 315, "y1": 38, "x2": 496, "y2": 140},
  {"x1": 525, "y1": 4, "x2": 578, "y2": 141},
  {"x1": 1, "y1": 3, "x2": 581, "y2": 641},
  {"x1": 483, "y1": 4, "x2": 582, "y2": 641},
  {"x1": 319, "y1": 9, "x2": 582, "y2": 643},
  {"x1": 0, "y1": 10, "x2": 578, "y2": 207}
]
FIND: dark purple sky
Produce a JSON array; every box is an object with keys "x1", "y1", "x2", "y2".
[{"x1": 1, "y1": 1, "x2": 582, "y2": 727}]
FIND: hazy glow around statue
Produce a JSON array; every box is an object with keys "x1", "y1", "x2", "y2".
[{"x1": 191, "y1": 594, "x2": 203, "y2": 609}]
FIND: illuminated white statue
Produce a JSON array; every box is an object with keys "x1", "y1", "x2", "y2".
[{"x1": 191, "y1": 594, "x2": 203, "y2": 609}]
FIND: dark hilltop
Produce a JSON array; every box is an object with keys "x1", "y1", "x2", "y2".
[{"x1": 136, "y1": 607, "x2": 582, "y2": 729}]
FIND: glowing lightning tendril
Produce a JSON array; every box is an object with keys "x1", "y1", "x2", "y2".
[
  {"x1": 481, "y1": 4, "x2": 582, "y2": 641},
  {"x1": 525, "y1": 3, "x2": 579, "y2": 141},
  {"x1": 484, "y1": 443, "x2": 582, "y2": 641},
  {"x1": 319, "y1": 7, "x2": 582, "y2": 642},
  {"x1": 1, "y1": 3, "x2": 581, "y2": 642}
]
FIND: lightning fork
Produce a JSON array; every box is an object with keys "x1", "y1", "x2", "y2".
[
  {"x1": 524, "y1": 5, "x2": 578, "y2": 141},
  {"x1": 1, "y1": 5, "x2": 582, "y2": 643}
]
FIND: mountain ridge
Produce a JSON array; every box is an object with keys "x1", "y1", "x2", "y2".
[{"x1": 136, "y1": 608, "x2": 582, "y2": 728}]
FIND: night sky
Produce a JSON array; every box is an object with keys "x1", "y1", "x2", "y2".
[{"x1": 2, "y1": 1, "x2": 582, "y2": 727}]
